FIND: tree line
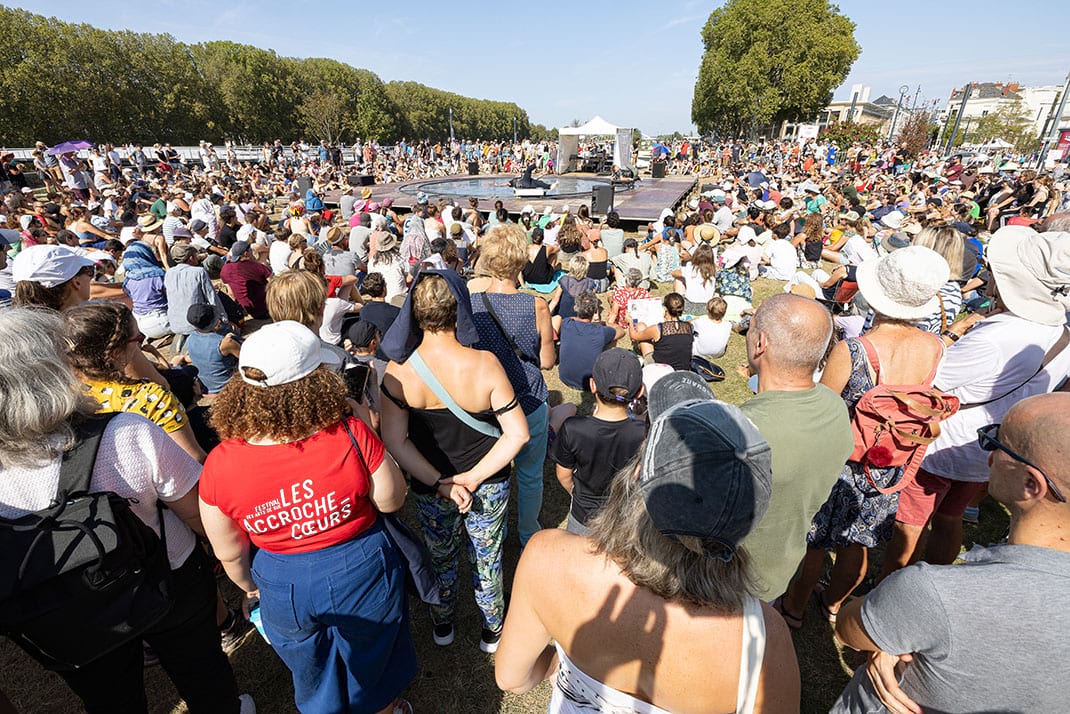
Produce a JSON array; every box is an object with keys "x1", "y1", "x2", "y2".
[{"x1": 0, "y1": 7, "x2": 553, "y2": 146}]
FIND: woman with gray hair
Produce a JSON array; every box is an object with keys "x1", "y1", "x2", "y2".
[
  {"x1": 495, "y1": 375, "x2": 800, "y2": 713},
  {"x1": 0, "y1": 309, "x2": 250, "y2": 713}
]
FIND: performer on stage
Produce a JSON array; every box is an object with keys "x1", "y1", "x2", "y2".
[{"x1": 508, "y1": 163, "x2": 558, "y2": 192}]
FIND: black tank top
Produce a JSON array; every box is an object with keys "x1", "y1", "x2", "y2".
[
  {"x1": 381, "y1": 381, "x2": 513, "y2": 494},
  {"x1": 585, "y1": 255, "x2": 608, "y2": 280},
  {"x1": 653, "y1": 321, "x2": 694, "y2": 371},
  {"x1": 522, "y1": 245, "x2": 554, "y2": 284}
]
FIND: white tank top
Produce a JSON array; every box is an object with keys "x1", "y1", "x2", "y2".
[{"x1": 548, "y1": 595, "x2": 765, "y2": 714}]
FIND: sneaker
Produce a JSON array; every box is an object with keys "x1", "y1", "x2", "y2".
[
  {"x1": 238, "y1": 693, "x2": 256, "y2": 714},
  {"x1": 963, "y1": 506, "x2": 980, "y2": 524},
  {"x1": 220, "y1": 608, "x2": 254, "y2": 655},
  {"x1": 479, "y1": 626, "x2": 503, "y2": 654},
  {"x1": 432, "y1": 622, "x2": 455, "y2": 647}
]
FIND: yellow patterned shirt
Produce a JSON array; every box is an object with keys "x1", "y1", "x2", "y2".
[{"x1": 83, "y1": 379, "x2": 188, "y2": 433}]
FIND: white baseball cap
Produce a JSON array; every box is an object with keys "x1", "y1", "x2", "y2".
[
  {"x1": 238, "y1": 321, "x2": 342, "y2": 387},
  {"x1": 11, "y1": 245, "x2": 95, "y2": 288}
]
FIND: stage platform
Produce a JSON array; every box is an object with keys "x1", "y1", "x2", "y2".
[{"x1": 324, "y1": 174, "x2": 696, "y2": 224}]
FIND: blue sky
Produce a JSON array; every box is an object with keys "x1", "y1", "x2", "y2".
[{"x1": 13, "y1": 0, "x2": 1070, "y2": 135}]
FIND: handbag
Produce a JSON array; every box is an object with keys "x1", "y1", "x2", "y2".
[{"x1": 340, "y1": 419, "x2": 442, "y2": 606}]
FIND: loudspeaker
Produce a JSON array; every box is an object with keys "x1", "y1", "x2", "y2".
[
  {"x1": 651, "y1": 162, "x2": 667, "y2": 179},
  {"x1": 467, "y1": 161, "x2": 479, "y2": 176},
  {"x1": 701, "y1": 183, "x2": 716, "y2": 193},
  {"x1": 358, "y1": 174, "x2": 375, "y2": 186},
  {"x1": 296, "y1": 176, "x2": 312, "y2": 195},
  {"x1": 591, "y1": 184, "x2": 614, "y2": 214}
]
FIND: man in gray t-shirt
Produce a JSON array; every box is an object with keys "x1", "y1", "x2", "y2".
[{"x1": 832, "y1": 392, "x2": 1070, "y2": 714}]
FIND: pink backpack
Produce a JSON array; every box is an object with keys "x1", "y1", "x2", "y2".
[{"x1": 849, "y1": 336, "x2": 960, "y2": 494}]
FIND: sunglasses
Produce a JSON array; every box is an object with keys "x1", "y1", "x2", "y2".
[{"x1": 977, "y1": 423, "x2": 1066, "y2": 503}]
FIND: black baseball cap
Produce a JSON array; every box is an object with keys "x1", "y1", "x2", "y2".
[
  {"x1": 346, "y1": 320, "x2": 380, "y2": 349},
  {"x1": 591, "y1": 348, "x2": 643, "y2": 401}
]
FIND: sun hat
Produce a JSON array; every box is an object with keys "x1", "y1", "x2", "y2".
[
  {"x1": 227, "y1": 240, "x2": 251, "y2": 262},
  {"x1": 880, "y1": 211, "x2": 905, "y2": 230},
  {"x1": 855, "y1": 246, "x2": 950, "y2": 321},
  {"x1": 171, "y1": 225, "x2": 193, "y2": 240},
  {"x1": 697, "y1": 225, "x2": 720, "y2": 243},
  {"x1": 521, "y1": 204, "x2": 535, "y2": 215},
  {"x1": 840, "y1": 210, "x2": 861, "y2": 223},
  {"x1": 986, "y1": 226, "x2": 1070, "y2": 326},
  {"x1": 360, "y1": 187, "x2": 373, "y2": 200},
  {"x1": 188, "y1": 219, "x2": 208, "y2": 233},
  {"x1": 591, "y1": 348, "x2": 643, "y2": 401},
  {"x1": 376, "y1": 233, "x2": 398, "y2": 252},
  {"x1": 137, "y1": 214, "x2": 164, "y2": 232},
  {"x1": 449, "y1": 222, "x2": 464, "y2": 237},
  {"x1": 169, "y1": 243, "x2": 199, "y2": 263},
  {"x1": 880, "y1": 232, "x2": 912, "y2": 253},
  {"x1": 382, "y1": 198, "x2": 395, "y2": 208},
  {"x1": 326, "y1": 226, "x2": 344, "y2": 245},
  {"x1": 11, "y1": 245, "x2": 95, "y2": 288},
  {"x1": 640, "y1": 390, "x2": 772, "y2": 561},
  {"x1": 688, "y1": 198, "x2": 699, "y2": 210},
  {"x1": 901, "y1": 221, "x2": 922, "y2": 236},
  {"x1": 367, "y1": 202, "x2": 381, "y2": 212},
  {"x1": 238, "y1": 321, "x2": 341, "y2": 387}
]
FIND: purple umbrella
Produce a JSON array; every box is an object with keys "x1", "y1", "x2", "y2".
[{"x1": 46, "y1": 140, "x2": 93, "y2": 156}]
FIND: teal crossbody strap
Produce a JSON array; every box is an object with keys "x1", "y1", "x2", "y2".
[{"x1": 408, "y1": 351, "x2": 502, "y2": 438}]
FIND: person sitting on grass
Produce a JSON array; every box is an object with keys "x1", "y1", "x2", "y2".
[
  {"x1": 551, "y1": 348, "x2": 647, "y2": 536},
  {"x1": 557, "y1": 290, "x2": 626, "y2": 392},
  {"x1": 178, "y1": 303, "x2": 241, "y2": 396},
  {"x1": 628, "y1": 292, "x2": 695, "y2": 372},
  {"x1": 691, "y1": 295, "x2": 732, "y2": 362},
  {"x1": 549, "y1": 255, "x2": 597, "y2": 335}
]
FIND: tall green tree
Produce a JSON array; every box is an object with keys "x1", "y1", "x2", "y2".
[
  {"x1": 971, "y1": 100, "x2": 1036, "y2": 152},
  {"x1": 691, "y1": 0, "x2": 859, "y2": 137}
]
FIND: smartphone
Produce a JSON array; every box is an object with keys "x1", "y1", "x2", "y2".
[{"x1": 343, "y1": 363, "x2": 371, "y2": 400}]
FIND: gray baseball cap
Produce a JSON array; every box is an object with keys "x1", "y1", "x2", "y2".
[{"x1": 640, "y1": 382, "x2": 772, "y2": 561}]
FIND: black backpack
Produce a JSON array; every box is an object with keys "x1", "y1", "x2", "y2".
[{"x1": 0, "y1": 413, "x2": 174, "y2": 671}]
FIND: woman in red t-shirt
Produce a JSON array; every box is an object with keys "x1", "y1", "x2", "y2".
[{"x1": 199, "y1": 321, "x2": 415, "y2": 714}]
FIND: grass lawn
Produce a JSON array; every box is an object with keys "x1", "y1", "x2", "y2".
[{"x1": 0, "y1": 264, "x2": 1011, "y2": 714}]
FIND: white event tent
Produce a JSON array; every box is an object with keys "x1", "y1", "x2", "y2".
[{"x1": 556, "y1": 116, "x2": 634, "y2": 174}]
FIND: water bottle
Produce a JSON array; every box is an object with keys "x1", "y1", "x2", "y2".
[{"x1": 247, "y1": 597, "x2": 270, "y2": 644}]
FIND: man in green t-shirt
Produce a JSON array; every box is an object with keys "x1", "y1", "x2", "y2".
[{"x1": 739, "y1": 294, "x2": 854, "y2": 605}]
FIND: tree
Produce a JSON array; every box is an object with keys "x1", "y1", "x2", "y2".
[
  {"x1": 296, "y1": 91, "x2": 346, "y2": 143},
  {"x1": 691, "y1": 0, "x2": 859, "y2": 136},
  {"x1": 820, "y1": 121, "x2": 881, "y2": 148},
  {"x1": 896, "y1": 112, "x2": 936, "y2": 158},
  {"x1": 971, "y1": 100, "x2": 1036, "y2": 152}
]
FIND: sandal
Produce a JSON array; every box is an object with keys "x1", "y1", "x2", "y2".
[
  {"x1": 815, "y1": 592, "x2": 839, "y2": 625},
  {"x1": 772, "y1": 596, "x2": 803, "y2": 630}
]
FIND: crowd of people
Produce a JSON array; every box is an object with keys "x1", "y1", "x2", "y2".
[{"x1": 1, "y1": 132, "x2": 1069, "y2": 714}]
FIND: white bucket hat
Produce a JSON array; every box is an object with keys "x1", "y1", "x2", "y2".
[
  {"x1": 880, "y1": 211, "x2": 905, "y2": 230},
  {"x1": 987, "y1": 226, "x2": 1070, "y2": 326},
  {"x1": 855, "y1": 246, "x2": 950, "y2": 320},
  {"x1": 238, "y1": 321, "x2": 342, "y2": 387}
]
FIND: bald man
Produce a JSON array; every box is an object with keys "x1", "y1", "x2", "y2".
[
  {"x1": 740, "y1": 293, "x2": 854, "y2": 602},
  {"x1": 833, "y1": 393, "x2": 1070, "y2": 714}
]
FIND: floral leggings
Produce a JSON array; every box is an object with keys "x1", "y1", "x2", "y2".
[{"x1": 414, "y1": 480, "x2": 509, "y2": 631}]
